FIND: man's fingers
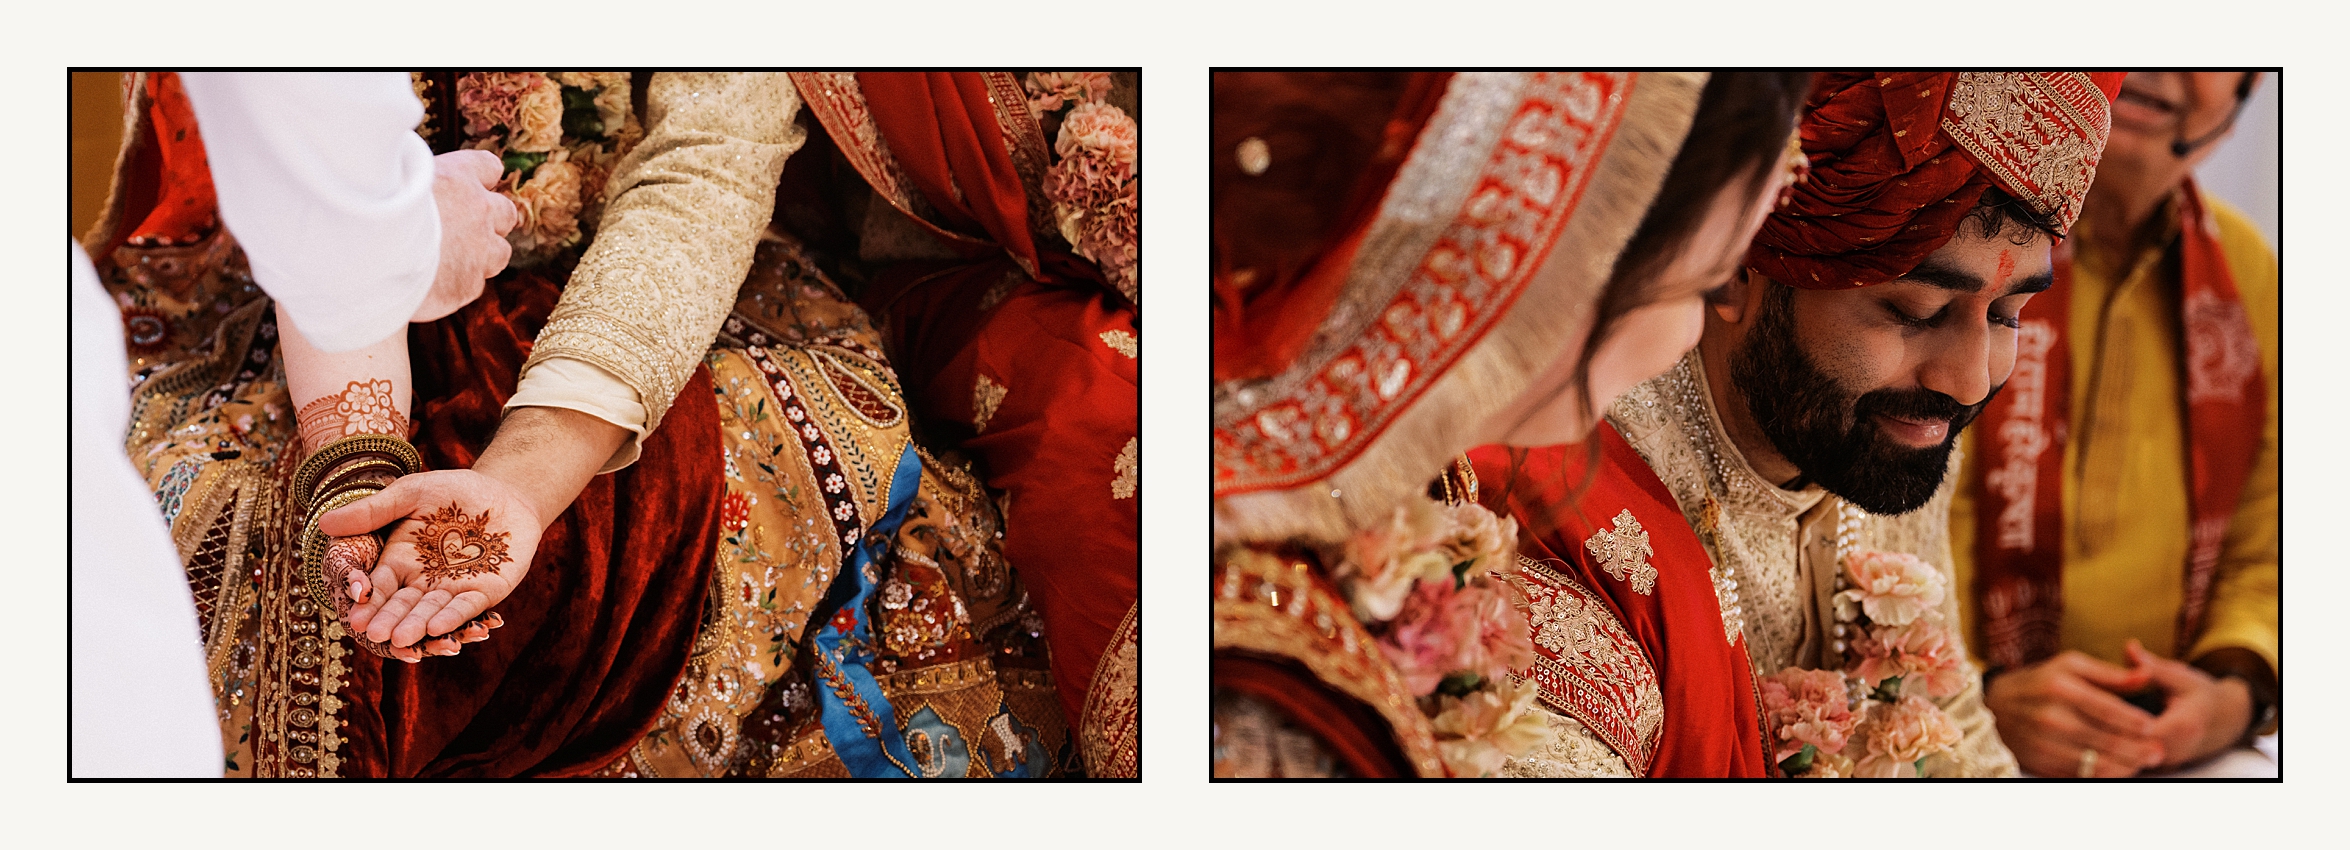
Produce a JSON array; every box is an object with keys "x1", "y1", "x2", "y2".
[
  {"x1": 426, "y1": 591, "x2": 492, "y2": 637},
  {"x1": 2043, "y1": 709, "x2": 2165, "y2": 774},
  {"x1": 438, "y1": 149, "x2": 505, "y2": 189},
  {"x1": 2056, "y1": 650, "x2": 2151, "y2": 692},
  {"x1": 482, "y1": 227, "x2": 514, "y2": 275},
  {"x1": 393, "y1": 589, "x2": 457, "y2": 648},
  {"x1": 318, "y1": 479, "x2": 424, "y2": 537},
  {"x1": 2055, "y1": 676, "x2": 2159, "y2": 738},
  {"x1": 2138, "y1": 655, "x2": 2210, "y2": 693},
  {"x1": 485, "y1": 190, "x2": 521, "y2": 236}
]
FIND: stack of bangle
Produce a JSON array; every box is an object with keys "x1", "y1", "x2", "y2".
[{"x1": 294, "y1": 434, "x2": 424, "y2": 656}]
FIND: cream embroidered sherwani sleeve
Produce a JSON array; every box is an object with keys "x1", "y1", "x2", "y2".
[{"x1": 509, "y1": 72, "x2": 807, "y2": 472}]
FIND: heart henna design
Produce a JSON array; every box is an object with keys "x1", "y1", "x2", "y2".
[{"x1": 413, "y1": 501, "x2": 513, "y2": 584}]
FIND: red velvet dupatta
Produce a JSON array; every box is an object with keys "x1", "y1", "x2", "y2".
[{"x1": 1470, "y1": 424, "x2": 1769, "y2": 777}]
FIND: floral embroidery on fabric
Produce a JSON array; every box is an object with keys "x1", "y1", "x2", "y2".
[
  {"x1": 972, "y1": 374, "x2": 1007, "y2": 433},
  {"x1": 1098, "y1": 329, "x2": 1138, "y2": 359},
  {"x1": 1501, "y1": 556, "x2": 1662, "y2": 774},
  {"x1": 1110, "y1": 437, "x2": 1138, "y2": 500},
  {"x1": 2183, "y1": 288, "x2": 2261, "y2": 405},
  {"x1": 1584, "y1": 508, "x2": 1658, "y2": 595},
  {"x1": 1939, "y1": 72, "x2": 2110, "y2": 232},
  {"x1": 1214, "y1": 72, "x2": 1634, "y2": 494},
  {"x1": 1078, "y1": 602, "x2": 1140, "y2": 777}
]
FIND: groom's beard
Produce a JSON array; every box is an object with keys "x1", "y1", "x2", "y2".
[{"x1": 1730, "y1": 286, "x2": 1992, "y2": 516}]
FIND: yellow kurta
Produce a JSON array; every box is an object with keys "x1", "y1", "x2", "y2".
[{"x1": 1953, "y1": 190, "x2": 2279, "y2": 676}]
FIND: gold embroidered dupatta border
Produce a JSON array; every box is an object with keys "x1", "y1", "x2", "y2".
[
  {"x1": 1078, "y1": 601, "x2": 1140, "y2": 777},
  {"x1": 1211, "y1": 72, "x2": 1706, "y2": 548},
  {"x1": 1213, "y1": 546, "x2": 1445, "y2": 777}
]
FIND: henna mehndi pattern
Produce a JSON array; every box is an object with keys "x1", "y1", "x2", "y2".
[{"x1": 413, "y1": 502, "x2": 513, "y2": 584}]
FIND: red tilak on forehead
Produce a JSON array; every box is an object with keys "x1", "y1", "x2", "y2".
[{"x1": 1995, "y1": 250, "x2": 2017, "y2": 289}]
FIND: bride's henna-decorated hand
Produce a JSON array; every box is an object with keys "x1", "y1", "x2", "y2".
[
  {"x1": 319, "y1": 468, "x2": 544, "y2": 652},
  {"x1": 323, "y1": 534, "x2": 502, "y2": 661},
  {"x1": 318, "y1": 406, "x2": 626, "y2": 655}
]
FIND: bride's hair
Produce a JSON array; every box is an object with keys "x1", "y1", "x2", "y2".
[{"x1": 1497, "y1": 71, "x2": 1814, "y2": 511}]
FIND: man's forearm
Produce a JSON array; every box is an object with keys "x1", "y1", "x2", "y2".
[{"x1": 472, "y1": 406, "x2": 631, "y2": 529}]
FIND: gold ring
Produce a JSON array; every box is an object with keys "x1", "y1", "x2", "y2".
[{"x1": 2076, "y1": 747, "x2": 2099, "y2": 778}]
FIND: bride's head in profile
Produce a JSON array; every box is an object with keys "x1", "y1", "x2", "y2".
[
  {"x1": 1212, "y1": 71, "x2": 1811, "y2": 542},
  {"x1": 1478, "y1": 71, "x2": 1811, "y2": 449}
]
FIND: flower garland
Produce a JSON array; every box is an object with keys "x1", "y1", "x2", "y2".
[
  {"x1": 1329, "y1": 496, "x2": 1544, "y2": 777},
  {"x1": 453, "y1": 72, "x2": 642, "y2": 265},
  {"x1": 1762, "y1": 541, "x2": 1969, "y2": 778},
  {"x1": 1024, "y1": 72, "x2": 1139, "y2": 303}
]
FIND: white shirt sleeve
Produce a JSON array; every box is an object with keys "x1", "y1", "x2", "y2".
[
  {"x1": 71, "y1": 240, "x2": 222, "y2": 777},
  {"x1": 181, "y1": 72, "x2": 439, "y2": 353}
]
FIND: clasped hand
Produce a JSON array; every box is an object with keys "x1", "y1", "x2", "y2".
[
  {"x1": 317, "y1": 469, "x2": 544, "y2": 662},
  {"x1": 1984, "y1": 639, "x2": 2254, "y2": 777}
]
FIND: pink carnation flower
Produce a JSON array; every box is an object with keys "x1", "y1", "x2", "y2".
[
  {"x1": 1430, "y1": 677, "x2": 1546, "y2": 777},
  {"x1": 1452, "y1": 577, "x2": 1535, "y2": 684},
  {"x1": 457, "y1": 72, "x2": 544, "y2": 138},
  {"x1": 1336, "y1": 499, "x2": 1450, "y2": 622},
  {"x1": 1023, "y1": 71, "x2": 1112, "y2": 116},
  {"x1": 1055, "y1": 102, "x2": 1138, "y2": 164},
  {"x1": 1835, "y1": 549, "x2": 1946, "y2": 627},
  {"x1": 1376, "y1": 580, "x2": 1470, "y2": 696},
  {"x1": 1758, "y1": 667, "x2": 1860, "y2": 761},
  {"x1": 1852, "y1": 695, "x2": 1962, "y2": 778},
  {"x1": 1847, "y1": 617, "x2": 1969, "y2": 699},
  {"x1": 506, "y1": 155, "x2": 584, "y2": 256},
  {"x1": 1375, "y1": 576, "x2": 1533, "y2": 698}
]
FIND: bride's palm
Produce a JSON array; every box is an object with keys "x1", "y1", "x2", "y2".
[{"x1": 321, "y1": 468, "x2": 543, "y2": 652}]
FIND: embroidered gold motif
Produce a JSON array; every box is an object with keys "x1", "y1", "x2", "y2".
[
  {"x1": 1213, "y1": 547, "x2": 1445, "y2": 776},
  {"x1": 1939, "y1": 72, "x2": 2110, "y2": 232},
  {"x1": 1585, "y1": 509, "x2": 1657, "y2": 595},
  {"x1": 1079, "y1": 602, "x2": 1140, "y2": 777},
  {"x1": 973, "y1": 374, "x2": 1007, "y2": 433},
  {"x1": 1111, "y1": 437, "x2": 1138, "y2": 500},
  {"x1": 1098, "y1": 329, "x2": 1138, "y2": 359},
  {"x1": 1504, "y1": 556, "x2": 1662, "y2": 775}
]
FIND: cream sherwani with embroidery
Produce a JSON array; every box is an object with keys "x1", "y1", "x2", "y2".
[{"x1": 1605, "y1": 353, "x2": 2020, "y2": 777}]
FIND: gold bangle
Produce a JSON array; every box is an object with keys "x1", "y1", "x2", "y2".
[{"x1": 292, "y1": 434, "x2": 422, "y2": 510}]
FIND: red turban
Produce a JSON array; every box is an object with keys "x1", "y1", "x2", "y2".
[{"x1": 1749, "y1": 72, "x2": 2125, "y2": 289}]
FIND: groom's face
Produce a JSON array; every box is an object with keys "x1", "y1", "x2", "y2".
[{"x1": 1731, "y1": 221, "x2": 2053, "y2": 514}]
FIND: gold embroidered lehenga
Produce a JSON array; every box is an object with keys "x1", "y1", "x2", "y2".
[{"x1": 90, "y1": 71, "x2": 1072, "y2": 778}]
